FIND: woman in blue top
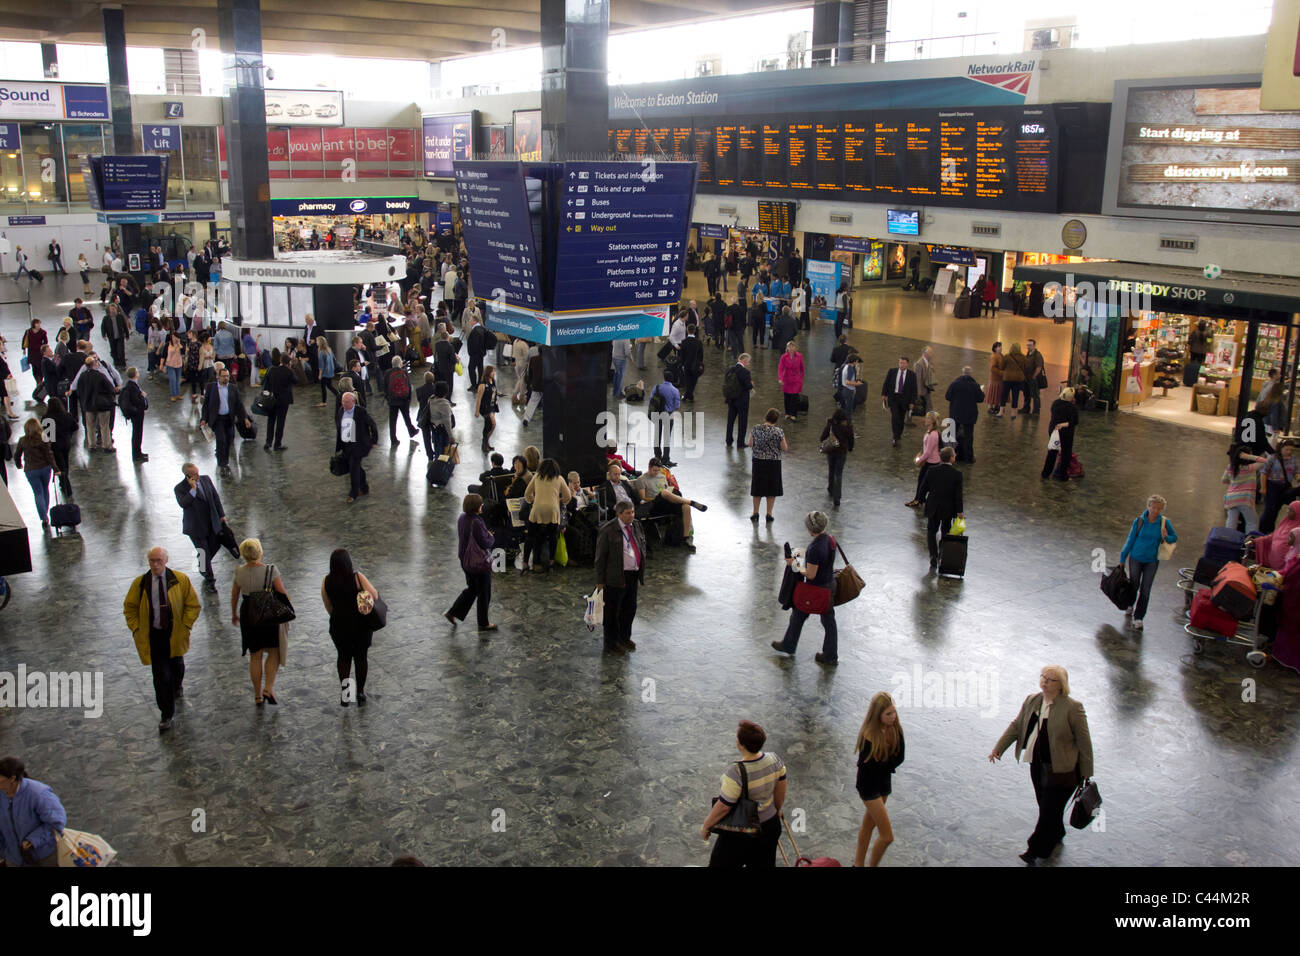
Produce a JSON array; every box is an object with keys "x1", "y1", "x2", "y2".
[
  {"x1": 1118, "y1": 494, "x2": 1178, "y2": 631},
  {"x1": 0, "y1": 756, "x2": 67, "y2": 867},
  {"x1": 772, "y1": 511, "x2": 839, "y2": 664}
]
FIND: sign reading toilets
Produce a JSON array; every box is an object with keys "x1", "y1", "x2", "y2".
[{"x1": 0, "y1": 81, "x2": 109, "y2": 120}]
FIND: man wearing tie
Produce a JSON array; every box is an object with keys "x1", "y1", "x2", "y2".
[
  {"x1": 594, "y1": 500, "x2": 647, "y2": 655},
  {"x1": 199, "y1": 367, "x2": 251, "y2": 478},
  {"x1": 123, "y1": 547, "x2": 201, "y2": 732},
  {"x1": 174, "y1": 462, "x2": 235, "y2": 589},
  {"x1": 881, "y1": 355, "x2": 918, "y2": 447},
  {"x1": 335, "y1": 390, "x2": 379, "y2": 504}
]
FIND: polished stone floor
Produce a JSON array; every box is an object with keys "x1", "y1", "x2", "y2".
[{"x1": 1, "y1": 272, "x2": 1298, "y2": 867}]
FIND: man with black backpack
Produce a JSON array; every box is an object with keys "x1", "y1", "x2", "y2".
[{"x1": 724, "y1": 353, "x2": 753, "y2": 449}]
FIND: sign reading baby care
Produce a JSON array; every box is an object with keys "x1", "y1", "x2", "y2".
[{"x1": 0, "y1": 81, "x2": 109, "y2": 120}]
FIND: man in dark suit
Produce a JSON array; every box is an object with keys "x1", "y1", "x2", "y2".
[
  {"x1": 47, "y1": 238, "x2": 66, "y2": 274},
  {"x1": 174, "y1": 462, "x2": 235, "y2": 589},
  {"x1": 918, "y1": 447, "x2": 964, "y2": 569},
  {"x1": 596, "y1": 462, "x2": 639, "y2": 515},
  {"x1": 945, "y1": 366, "x2": 985, "y2": 464},
  {"x1": 771, "y1": 306, "x2": 797, "y2": 354},
  {"x1": 118, "y1": 366, "x2": 150, "y2": 462},
  {"x1": 725, "y1": 353, "x2": 754, "y2": 449},
  {"x1": 199, "y1": 367, "x2": 251, "y2": 478},
  {"x1": 335, "y1": 390, "x2": 379, "y2": 503},
  {"x1": 414, "y1": 369, "x2": 438, "y2": 457},
  {"x1": 466, "y1": 315, "x2": 489, "y2": 390},
  {"x1": 260, "y1": 351, "x2": 295, "y2": 452},
  {"x1": 747, "y1": 295, "x2": 767, "y2": 350},
  {"x1": 303, "y1": 315, "x2": 319, "y2": 381},
  {"x1": 594, "y1": 500, "x2": 647, "y2": 655},
  {"x1": 677, "y1": 325, "x2": 705, "y2": 402},
  {"x1": 881, "y1": 356, "x2": 918, "y2": 446},
  {"x1": 726, "y1": 296, "x2": 747, "y2": 359}
]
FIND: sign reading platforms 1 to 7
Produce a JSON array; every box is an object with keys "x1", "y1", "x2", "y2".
[
  {"x1": 552, "y1": 160, "x2": 698, "y2": 313},
  {"x1": 453, "y1": 162, "x2": 543, "y2": 311}
]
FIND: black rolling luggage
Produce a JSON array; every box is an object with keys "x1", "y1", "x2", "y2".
[
  {"x1": 938, "y1": 533, "x2": 967, "y2": 577},
  {"x1": 49, "y1": 487, "x2": 81, "y2": 533}
]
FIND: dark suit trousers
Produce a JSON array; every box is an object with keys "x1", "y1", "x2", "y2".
[
  {"x1": 213, "y1": 413, "x2": 234, "y2": 467},
  {"x1": 888, "y1": 396, "x2": 907, "y2": 440},
  {"x1": 955, "y1": 422, "x2": 975, "y2": 463},
  {"x1": 726, "y1": 400, "x2": 749, "y2": 446},
  {"x1": 926, "y1": 514, "x2": 953, "y2": 561},
  {"x1": 826, "y1": 451, "x2": 846, "y2": 504},
  {"x1": 602, "y1": 573, "x2": 639, "y2": 647},
  {"x1": 344, "y1": 444, "x2": 369, "y2": 498},
  {"x1": 187, "y1": 530, "x2": 220, "y2": 582},
  {"x1": 468, "y1": 354, "x2": 484, "y2": 390},
  {"x1": 1028, "y1": 762, "x2": 1077, "y2": 858},
  {"x1": 149, "y1": 626, "x2": 185, "y2": 721},
  {"x1": 680, "y1": 367, "x2": 700, "y2": 401},
  {"x1": 267, "y1": 406, "x2": 288, "y2": 448},
  {"x1": 129, "y1": 412, "x2": 145, "y2": 458},
  {"x1": 109, "y1": 336, "x2": 126, "y2": 367},
  {"x1": 389, "y1": 404, "x2": 417, "y2": 442},
  {"x1": 449, "y1": 569, "x2": 492, "y2": 627}
]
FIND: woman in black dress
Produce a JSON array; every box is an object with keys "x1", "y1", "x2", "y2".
[
  {"x1": 1041, "y1": 386, "x2": 1080, "y2": 481},
  {"x1": 320, "y1": 549, "x2": 379, "y2": 707},
  {"x1": 749, "y1": 408, "x2": 788, "y2": 522},
  {"x1": 230, "y1": 538, "x2": 291, "y2": 705},
  {"x1": 853, "y1": 691, "x2": 904, "y2": 867}
]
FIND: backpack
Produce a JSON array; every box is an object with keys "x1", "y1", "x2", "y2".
[
  {"x1": 723, "y1": 367, "x2": 742, "y2": 401},
  {"x1": 833, "y1": 365, "x2": 845, "y2": 389},
  {"x1": 648, "y1": 384, "x2": 666, "y2": 415},
  {"x1": 388, "y1": 369, "x2": 410, "y2": 400}
]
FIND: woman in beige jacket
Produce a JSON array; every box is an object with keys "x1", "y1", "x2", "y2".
[
  {"x1": 523, "y1": 457, "x2": 572, "y2": 574},
  {"x1": 988, "y1": 665, "x2": 1094, "y2": 864}
]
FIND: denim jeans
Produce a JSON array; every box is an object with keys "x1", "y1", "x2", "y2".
[
  {"x1": 779, "y1": 603, "x2": 838, "y2": 661},
  {"x1": 26, "y1": 466, "x2": 52, "y2": 522},
  {"x1": 1225, "y1": 505, "x2": 1259, "y2": 535},
  {"x1": 167, "y1": 366, "x2": 181, "y2": 397},
  {"x1": 1127, "y1": 558, "x2": 1159, "y2": 620},
  {"x1": 612, "y1": 358, "x2": 627, "y2": 399},
  {"x1": 838, "y1": 386, "x2": 856, "y2": 423}
]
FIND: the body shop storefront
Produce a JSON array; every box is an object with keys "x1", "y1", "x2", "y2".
[{"x1": 1015, "y1": 262, "x2": 1300, "y2": 439}]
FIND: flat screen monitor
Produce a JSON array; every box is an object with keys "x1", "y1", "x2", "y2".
[{"x1": 886, "y1": 208, "x2": 920, "y2": 236}]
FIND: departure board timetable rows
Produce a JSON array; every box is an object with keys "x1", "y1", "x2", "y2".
[{"x1": 609, "y1": 105, "x2": 1058, "y2": 213}]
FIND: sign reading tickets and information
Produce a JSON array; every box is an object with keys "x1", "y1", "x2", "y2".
[
  {"x1": 551, "y1": 160, "x2": 698, "y2": 313},
  {"x1": 453, "y1": 162, "x2": 544, "y2": 311}
]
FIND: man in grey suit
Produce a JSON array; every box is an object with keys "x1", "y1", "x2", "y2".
[{"x1": 173, "y1": 462, "x2": 236, "y2": 589}]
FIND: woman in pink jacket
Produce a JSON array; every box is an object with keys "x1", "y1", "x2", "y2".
[
  {"x1": 778, "y1": 341, "x2": 806, "y2": 422},
  {"x1": 905, "y1": 411, "x2": 943, "y2": 508}
]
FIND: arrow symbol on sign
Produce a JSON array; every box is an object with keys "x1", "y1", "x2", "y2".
[{"x1": 151, "y1": 127, "x2": 160, "y2": 135}]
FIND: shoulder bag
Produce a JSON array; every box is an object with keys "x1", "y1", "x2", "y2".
[
  {"x1": 1068, "y1": 778, "x2": 1103, "y2": 830},
  {"x1": 819, "y1": 427, "x2": 841, "y2": 455},
  {"x1": 356, "y1": 574, "x2": 388, "y2": 630},
  {"x1": 832, "y1": 540, "x2": 865, "y2": 607},
  {"x1": 1157, "y1": 516, "x2": 1177, "y2": 561},
  {"x1": 463, "y1": 519, "x2": 492, "y2": 574},
  {"x1": 709, "y1": 762, "x2": 762, "y2": 837},
  {"x1": 244, "y1": 565, "x2": 296, "y2": 628},
  {"x1": 793, "y1": 580, "x2": 832, "y2": 615}
]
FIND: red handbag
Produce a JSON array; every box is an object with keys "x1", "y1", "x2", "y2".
[{"x1": 793, "y1": 581, "x2": 832, "y2": 615}]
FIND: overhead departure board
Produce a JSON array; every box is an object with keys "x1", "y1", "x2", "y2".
[
  {"x1": 757, "y1": 200, "x2": 795, "y2": 236},
  {"x1": 453, "y1": 161, "x2": 544, "y2": 311},
  {"x1": 552, "y1": 160, "x2": 698, "y2": 313},
  {"x1": 609, "y1": 104, "x2": 1059, "y2": 212}
]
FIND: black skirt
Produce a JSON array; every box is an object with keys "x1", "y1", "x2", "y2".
[
  {"x1": 240, "y1": 596, "x2": 281, "y2": 655},
  {"x1": 750, "y1": 458, "x2": 784, "y2": 498}
]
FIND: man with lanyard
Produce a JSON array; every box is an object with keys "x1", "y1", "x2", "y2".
[
  {"x1": 200, "y1": 367, "x2": 250, "y2": 478},
  {"x1": 594, "y1": 500, "x2": 648, "y2": 655}
]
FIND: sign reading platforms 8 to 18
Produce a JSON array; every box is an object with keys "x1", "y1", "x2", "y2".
[{"x1": 551, "y1": 160, "x2": 698, "y2": 313}]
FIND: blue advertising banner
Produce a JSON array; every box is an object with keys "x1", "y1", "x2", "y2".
[
  {"x1": 551, "y1": 160, "x2": 698, "y2": 314},
  {"x1": 806, "y1": 259, "x2": 842, "y2": 322},
  {"x1": 422, "y1": 112, "x2": 475, "y2": 177},
  {"x1": 0, "y1": 123, "x2": 17, "y2": 150},
  {"x1": 453, "y1": 161, "x2": 544, "y2": 311},
  {"x1": 61, "y1": 85, "x2": 110, "y2": 120},
  {"x1": 142, "y1": 125, "x2": 179, "y2": 151}
]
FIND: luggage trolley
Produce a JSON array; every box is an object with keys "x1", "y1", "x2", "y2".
[{"x1": 1176, "y1": 567, "x2": 1270, "y2": 668}]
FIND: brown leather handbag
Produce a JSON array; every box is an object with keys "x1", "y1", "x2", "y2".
[{"x1": 832, "y1": 540, "x2": 864, "y2": 606}]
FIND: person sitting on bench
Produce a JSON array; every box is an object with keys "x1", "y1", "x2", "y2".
[{"x1": 630, "y1": 458, "x2": 707, "y2": 553}]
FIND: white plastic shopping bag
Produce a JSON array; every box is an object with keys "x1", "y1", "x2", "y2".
[
  {"x1": 584, "y1": 590, "x2": 604, "y2": 632},
  {"x1": 58, "y1": 828, "x2": 118, "y2": 867}
]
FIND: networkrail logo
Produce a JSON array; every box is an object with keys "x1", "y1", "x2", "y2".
[{"x1": 966, "y1": 61, "x2": 1036, "y2": 96}]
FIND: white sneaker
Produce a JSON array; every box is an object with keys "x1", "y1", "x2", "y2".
[
  {"x1": 1124, "y1": 606, "x2": 1134, "y2": 617},
  {"x1": 1133, "y1": 619, "x2": 1144, "y2": 630}
]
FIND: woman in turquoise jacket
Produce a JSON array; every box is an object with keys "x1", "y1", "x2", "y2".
[{"x1": 1119, "y1": 494, "x2": 1178, "y2": 631}]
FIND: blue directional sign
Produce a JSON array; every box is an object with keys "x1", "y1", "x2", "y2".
[
  {"x1": 452, "y1": 161, "x2": 544, "y2": 311},
  {"x1": 94, "y1": 155, "x2": 168, "y2": 211},
  {"x1": 552, "y1": 161, "x2": 698, "y2": 313},
  {"x1": 142, "y1": 125, "x2": 179, "y2": 151},
  {"x1": 0, "y1": 123, "x2": 17, "y2": 150}
]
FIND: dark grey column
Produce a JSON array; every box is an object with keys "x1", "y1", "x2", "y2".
[
  {"x1": 539, "y1": 0, "x2": 613, "y2": 482},
  {"x1": 102, "y1": 8, "x2": 141, "y2": 272},
  {"x1": 812, "y1": 0, "x2": 855, "y2": 66},
  {"x1": 218, "y1": 0, "x2": 274, "y2": 261},
  {"x1": 40, "y1": 43, "x2": 58, "y2": 79}
]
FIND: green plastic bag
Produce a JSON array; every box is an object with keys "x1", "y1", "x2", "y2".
[{"x1": 554, "y1": 532, "x2": 569, "y2": 567}]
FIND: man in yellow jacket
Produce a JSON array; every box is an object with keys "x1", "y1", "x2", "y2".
[{"x1": 123, "y1": 546, "x2": 201, "y2": 732}]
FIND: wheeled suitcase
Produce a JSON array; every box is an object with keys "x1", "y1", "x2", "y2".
[
  {"x1": 938, "y1": 533, "x2": 967, "y2": 577},
  {"x1": 28, "y1": 269, "x2": 43, "y2": 282},
  {"x1": 1210, "y1": 562, "x2": 1257, "y2": 620},
  {"x1": 1067, "y1": 454, "x2": 1085, "y2": 479},
  {"x1": 1205, "y1": 526, "x2": 1245, "y2": 565},
  {"x1": 49, "y1": 487, "x2": 81, "y2": 532},
  {"x1": 427, "y1": 453, "x2": 456, "y2": 486},
  {"x1": 1190, "y1": 588, "x2": 1238, "y2": 637}
]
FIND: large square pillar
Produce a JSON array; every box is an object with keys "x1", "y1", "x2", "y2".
[
  {"x1": 218, "y1": 0, "x2": 275, "y2": 261},
  {"x1": 102, "y1": 7, "x2": 142, "y2": 270}
]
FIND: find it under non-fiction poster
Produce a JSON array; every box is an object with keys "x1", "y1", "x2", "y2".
[{"x1": 513, "y1": 110, "x2": 542, "y2": 161}]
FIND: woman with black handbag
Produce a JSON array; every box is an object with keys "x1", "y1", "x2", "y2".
[
  {"x1": 988, "y1": 665, "x2": 1094, "y2": 864},
  {"x1": 321, "y1": 549, "x2": 380, "y2": 707},
  {"x1": 699, "y1": 720, "x2": 787, "y2": 868},
  {"x1": 771, "y1": 512, "x2": 839, "y2": 665},
  {"x1": 230, "y1": 538, "x2": 293, "y2": 706}
]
